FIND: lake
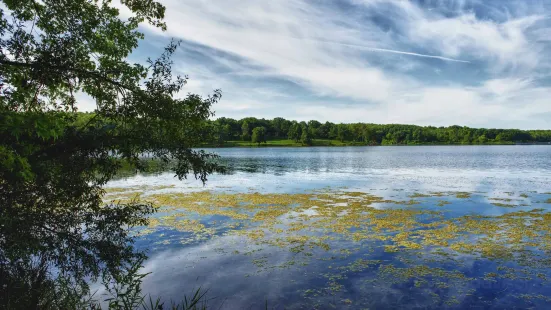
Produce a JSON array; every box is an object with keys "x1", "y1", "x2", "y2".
[{"x1": 104, "y1": 146, "x2": 551, "y2": 309}]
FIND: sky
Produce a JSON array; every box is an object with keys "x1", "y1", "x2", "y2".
[{"x1": 105, "y1": 0, "x2": 551, "y2": 129}]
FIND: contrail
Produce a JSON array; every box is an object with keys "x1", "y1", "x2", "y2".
[
  {"x1": 351, "y1": 45, "x2": 470, "y2": 63},
  {"x1": 302, "y1": 38, "x2": 471, "y2": 63}
]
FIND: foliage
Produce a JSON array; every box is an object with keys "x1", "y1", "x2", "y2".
[
  {"x1": 241, "y1": 121, "x2": 251, "y2": 141},
  {"x1": 300, "y1": 126, "x2": 312, "y2": 146},
  {"x1": 251, "y1": 126, "x2": 267, "y2": 145},
  {"x1": 0, "y1": 0, "x2": 222, "y2": 308},
  {"x1": 213, "y1": 123, "x2": 231, "y2": 147},
  {"x1": 287, "y1": 122, "x2": 301, "y2": 142},
  {"x1": 188, "y1": 117, "x2": 551, "y2": 146}
]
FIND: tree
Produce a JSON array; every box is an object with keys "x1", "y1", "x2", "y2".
[
  {"x1": 337, "y1": 124, "x2": 351, "y2": 142},
  {"x1": 0, "y1": 0, "x2": 223, "y2": 308},
  {"x1": 478, "y1": 134, "x2": 488, "y2": 144},
  {"x1": 301, "y1": 126, "x2": 312, "y2": 145},
  {"x1": 251, "y1": 126, "x2": 267, "y2": 145},
  {"x1": 307, "y1": 120, "x2": 321, "y2": 138},
  {"x1": 361, "y1": 126, "x2": 374, "y2": 145},
  {"x1": 329, "y1": 124, "x2": 338, "y2": 140},
  {"x1": 272, "y1": 117, "x2": 290, "y2": 138},
  {"x1": 241, "y1": 121, "x2": 251, "y2": 141},
  {"x1": 212, "y1": 121, "x2": 230, "y2": 146},
  {"x1": 201, "y1": 117, "x2": 551, "y2": 146},
  {"x1": 216, "y1": 117, "x2": 239, "y2": 140},
  {"x1": 288, "y1": 122, "x2": 302, "y2": 142},
  {"x1": 317, "y1": 122, "x2": 332, "y2": 139}
]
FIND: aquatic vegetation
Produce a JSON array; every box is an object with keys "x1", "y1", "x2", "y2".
[
  {"x1": 491, "y1": 202, "x2": 517, "y2": 208},
  {"x1": 490, "y1": 197, "x2": 514, "y2": 202},
  {"x1": 108, "y1": 188, "x2": 551, "y2": 308},
  {"x1": 518, "y1": 294, "x2": 551, "y2": 303},
  {"x1": 409, "y1": 192, "x2": 431, "y2": 198},
  {"x1": 104, "y1": 184, "x2": 176, "y2": 194},
  {"x1": 455, "y1": 192, "x2": 471, "y2": 199}
]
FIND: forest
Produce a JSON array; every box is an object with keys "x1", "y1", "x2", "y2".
[{"x1": 76, "y1": 113, "x2": 551, "y2": 146}]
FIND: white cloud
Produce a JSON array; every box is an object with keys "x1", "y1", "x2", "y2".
[
  {"x1": 482, "y1": 78, "x2": 533, "y2": 96},
  {"x1": 85, "y1": 0, "x2": 551, "y2": 129},
  {"x1": 138, "y1": 0, "x2": 412, "y2": 103},
  {"x1": 409, "y1": 14, "x2": 545, "y2": 72},
  {"x1": 224, "y1": 78, "x2": 551, "y2": 129}
]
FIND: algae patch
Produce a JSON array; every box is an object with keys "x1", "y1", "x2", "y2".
[{"x1": 108, "y1": 188, "x2": 551, "y2": 308}]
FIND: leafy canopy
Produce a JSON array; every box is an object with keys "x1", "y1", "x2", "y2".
[
  {"x1": 0, "y1": 0, "x2": 222, "y2": 308},
  {"x1": 251, "y1": 126, "x2": 267, "y2": 145},
  {"x1": 201, "y1": 116, "x2": 551, "y2": 146}
]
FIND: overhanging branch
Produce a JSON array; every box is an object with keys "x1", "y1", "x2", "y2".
[{"x1": 0, "y1": 59, "x2": 140, "y2": 94}]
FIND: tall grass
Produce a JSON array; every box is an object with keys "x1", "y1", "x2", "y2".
[{"x1": 88, "y1": 257, "x2": 210, "y2": 310}]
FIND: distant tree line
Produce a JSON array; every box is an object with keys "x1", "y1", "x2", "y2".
[
  {"x1": 204, "y1": 117, "x2": 551, "y2": 146},
  {"x1": 75, "y1": 113, "x2": 551, "y2": 146}
]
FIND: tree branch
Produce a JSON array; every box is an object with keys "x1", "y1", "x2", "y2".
[{"x1": 0, "y1": 59, "x2": 139, "y2": 94}]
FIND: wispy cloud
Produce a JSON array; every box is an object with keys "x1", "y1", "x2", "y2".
[{"x1": 98, "y1": 0, "x2": 551, "y2": 129}]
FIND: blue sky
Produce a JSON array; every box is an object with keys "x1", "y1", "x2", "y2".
[{"x1": 111, "y1": 0, "x2": 551, "y2": 129}]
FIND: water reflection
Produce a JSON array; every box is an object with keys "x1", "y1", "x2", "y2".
[
  {"x1": 109, "y1": 189, "x2": 551, "y2": 309},
  {"x1": 103, "y1": 146, "x2": 551, "y2": 309},
  {"x1": 109, "y1": 146, "x2": 551, "y2": 194}
]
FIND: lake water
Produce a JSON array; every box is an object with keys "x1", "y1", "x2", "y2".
[{"x1": 105, "y1": 146, "x2": 551, "y2": 309}]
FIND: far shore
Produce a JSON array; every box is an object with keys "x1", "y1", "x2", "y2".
[{"x1": 200, "y1": 139, "x2": 551, "y2": 148}]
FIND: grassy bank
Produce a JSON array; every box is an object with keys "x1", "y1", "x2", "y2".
[
  {"x1": 202, "y1": 139, "x2": 522, "y2": 148},
  {"x1": 204, "y1": 139, "x2": 371, "y2": 148}
]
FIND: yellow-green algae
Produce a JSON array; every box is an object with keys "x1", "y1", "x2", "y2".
[
  {"x1": 109, "y1": 189, "x2": 551, "y2": 307},
  {"x1": 104, "y1": 184, "x2": 176, "y2": 194},
  {"x1": 455, "y1": 192, "x2": 471, "y2": 199},
  {"x1": 490, "y1": 202, "x2": 518, "y2": 208}
]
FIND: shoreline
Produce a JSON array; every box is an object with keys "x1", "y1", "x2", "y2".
[{"x1": 201, "y1": 140, "x2": 550, "y2": 149}]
